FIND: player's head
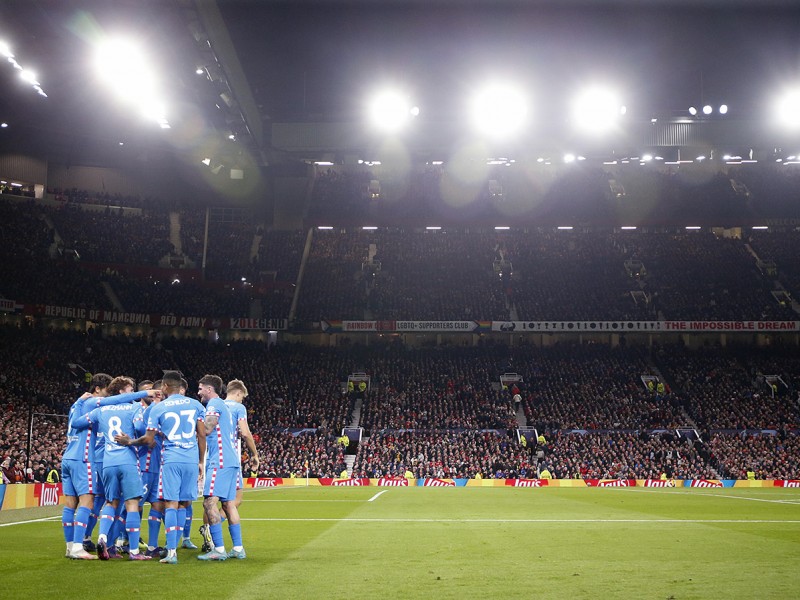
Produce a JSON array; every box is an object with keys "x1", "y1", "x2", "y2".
[
  {"x1": 225, "y1": 379, "x2": 248, "y2": 403},
  {"x1": 107, "y1": 376, "x2": 135, "y2": 396},
  {"x1": 161, "y1": 371, "x2": 183, "y2": 395},
  {"x1": 180, "y1": 378, "x2": 188, "y2": 395},
  {"x1": 198, "y1": 374, "x2": 223, "y2": 402},
  {"x1": 88, "y1": 373, "x2": 113, "y2": 396},
  {"x1": 138, "y1": 379, "x2": 155, "y2": 404}
]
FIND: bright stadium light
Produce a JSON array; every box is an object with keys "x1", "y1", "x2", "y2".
[
  {"x1": 688, "y1": 106, "x2": 698, "y2": 116},
  {"x1": 469, "y1": 82, "x2": 529, "y2": 139},
  {"x1": 367, "y1": 89, "x2": 417, "y2": 133},
  {"x1": 719, "y1": 104, "x2": 729, "y2": 115},
  {"x1": 94, "y1": 38, "x2": 154, "y2": 97},
  {"x1": 702, "y1": 105, "x2": 713, "y2": 115},
  {"x1": 775, "y1": 88, "x2": 800, "y2": 128},
  {"x1": 572, "y1": 86, "x2": 625, "y2": 133}
]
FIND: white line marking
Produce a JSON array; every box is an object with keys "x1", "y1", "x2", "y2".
[
  {"x1": 240, "y1": 499, "x2": 364, "y2": 503},
  {"x1": 368, "y1": 490, "x2": 388, "y2": 502},
  {"x1": 0, "y1": 516, "x2": 61, "y2": 528},
  {"x1": 239, "y1": 517, "x2": 800, "y2": 524},
  {"x1": 692, "y1": 492, "x2": 800, "y2": 505}
]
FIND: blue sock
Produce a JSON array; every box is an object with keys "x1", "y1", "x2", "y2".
[
  {"x1": 62, "y1": 507, "x2": 75, "y2": 544},
  {"x1": 176, "y1": 507, "x2": 187, "y2": 539},
  {"x1": 118, "y1": 505, "x2": 128, "y2": 543},
  {"x1": 210, "y1": 522, "x2": 224, "y2": 549},
  {"x1": 148, "y1": 509, "x2": 163, "y2": 548},
  {"x1": 99, "y1": 504, "x2": 116, "y2": 540},
  {"x1": 72, "y1": 506, "x2": 91, "y2": 546},
  {"x1": 85, "y1": 496, "x2": 104, "y2": 539},
  {"x1": 126, "y1": 511, "x2": 141, "y2": 552},
  {"x1": 228, "y1": 522, "x2": 242, "y2": 548},
  {"x1": 164, "y1": 508, "x2": 179, "y2": 550},
  {"x1": 182, "y1": 504, "x2": 193, "y2": 538}
]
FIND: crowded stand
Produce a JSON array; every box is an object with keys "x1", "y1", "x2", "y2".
[
  {"x1": 0, "y1": 318, "x2": 797, "y2": 481},
  {"x1": 653, "y1": 344, "x2": 800, "y2": 431},
  {"x1": 521, "y1": 345, "x2": 686, "y2": 431},
  {"x1": 541, "y1": 430, "x2": 718, "y2": 480},
  {"x1": 351, "y1": 430, "x2": 531, "y2": 479},
  {"x1": 47, "y1": 204, "x2": 174, "y2": 266}
]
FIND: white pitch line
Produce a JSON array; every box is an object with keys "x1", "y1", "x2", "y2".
[
  {"x1": 240, "y1": 499, "x2": 364, "y2": 503},
  {"x1": 0, "y1": 515, "x2": 61, "y2": 528},
  {"x1": 692, "y1": 492, "x2": 800, "y2": 505},
  {"x1": 239, "y1": 517, "x2": 800, "y2": 524},
  {"x1": 368, "y1": 490, "x2": 388, "y2": 502}
]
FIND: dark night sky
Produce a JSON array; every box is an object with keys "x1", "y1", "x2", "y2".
[
  {"x1": 218, "y1": 0, "x2": 800, "y2": 120},
  {"x1": 1, "y1": 0, "x2": 799, "y2": 149}
]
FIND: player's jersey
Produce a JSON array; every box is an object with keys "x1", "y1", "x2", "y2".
[
  {"x1": 205, "y1": 397, "x2": 238, "y2": 469},
  {"x1": 147, "y1": 394, "x2": 205, "y2": 464},
  {"x1": 84, "y1": 403, "x2": 141, "y2": 468},
  {"x1": 63, "y1": 392, "x2": 145, "y2": 463},
  {"x1": 134, "y1": 403, "x2": 161, "y2": 473},
  {"x1": 224, "y1": 399, "x2": 248, "y2": 462}
]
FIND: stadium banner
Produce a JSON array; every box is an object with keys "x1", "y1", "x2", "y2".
[
  {"x1": 0, "y1": 483, "x2": 64, "y2": 511},
  {"x1": 375, "y1": 477, "x2": 411, "y2": 486},
  {"x1": 504, "y1": 479, "x2": 550, "y2": 487},
  {"x1": 684, "y1": 479, "x2": 736, "y2": 488},
  {"x1": 24, "y1": 304, "x2": 288, "y2": 330},
  {"x1": 421, "y1": 478, "x2": 456, "y2": 487},
  {"x1": 318, "y1": 478, "x2": 371, "y2": 486},
  {"x1": 491, "y1": 320, "x2": 800, "y2": 333},
  {"x1": 322, "y1": 320, "x2": 492, "y2": 333},
  {"x1": 584, "y1": 479, "x2": 637, "y2": 487},
  {"x1": 0, "y1": 299, "x2": 24, "y2": 313},
  {"x1": 773, "y1": 480, "x2": 800, "y2": 488},
  {"x1": 733, "y1": 480, "x2": 773, "y2": 488},
  {"x1": 640, "y1": 479, "x2": 679, "y2": 487},
  {"x1": 245, "y1": 477, "x2": 285, "y2": 489}
]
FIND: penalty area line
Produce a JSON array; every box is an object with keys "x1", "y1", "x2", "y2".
[{"x1": 368, "y1": 490, "x2": 388, "y2": 502}]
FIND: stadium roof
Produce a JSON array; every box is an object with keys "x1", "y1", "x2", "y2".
[{"x1": 1, "y1": 0, "x2": 799, "y2": 166}]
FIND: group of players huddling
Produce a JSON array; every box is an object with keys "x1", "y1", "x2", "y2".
[{"x1": 60, "y1": 370, "x2": 259, "y2": 563}]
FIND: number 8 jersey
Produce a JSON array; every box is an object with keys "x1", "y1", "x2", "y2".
[{"x1": 147, "y1": 394, "x2": 206, "y2": 464}]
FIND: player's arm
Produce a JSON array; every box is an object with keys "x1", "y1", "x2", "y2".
[
  {"x1": 204, "y1": 412, "x2": 219, "y2": 434},
  {"x1": 95, "y1": 390, "x2": 150, "y2": 409},
  {"x1": 238, "y1": 418, "x2": 260, "y2": 470},
  {"x1": 115, "y1": 429, "x2": 156, "y2": 448},
  {"x1": 196, "y1": 416, "x2": 207, "y2": 476},
  {"x1": 71, "y1": 407, "x2": 100, "y2": 432}
]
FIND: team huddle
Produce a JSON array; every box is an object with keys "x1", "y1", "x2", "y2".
[{"x1": 60, "y1": 370, "x2": 259, "y2": 563}]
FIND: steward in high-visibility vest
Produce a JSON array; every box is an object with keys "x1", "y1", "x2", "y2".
[
  {"x1": 340, "y1": 469, "x2": 349, "y2": 479},
  {"x1": 746, "y1": 470, "x2": 756, "y2": 480},
  {"x1": 47, "y1": 468, "x2": 60, "y2": 483},
  {"x1": 539, "y1": 468, "x2": 552, "y2": 479}
]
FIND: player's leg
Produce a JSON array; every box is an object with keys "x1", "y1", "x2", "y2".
[
  {"x1": 60, "y1": 460, "x2": 78, "y2": 557},
  {"x1": 121, "y1": 464, "x2": 150, "y2": 560},
  {"x1": 69, "y1": 462, "x2": 98, "y2": 559},
  {"x1": 180, "y1": 502, "x2": 197, "y2": 548}
]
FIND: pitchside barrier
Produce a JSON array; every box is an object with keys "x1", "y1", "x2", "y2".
[
  {"x1": 2, "y1": 478, "x2": 798, "y2": 511},
  {"x1": 242, "y1": 477, "x2": 800, "y2": 489}
]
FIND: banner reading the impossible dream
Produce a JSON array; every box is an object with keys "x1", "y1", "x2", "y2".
[{"x1": 491, "y1": 321, "x2": 800, "y2": 333}]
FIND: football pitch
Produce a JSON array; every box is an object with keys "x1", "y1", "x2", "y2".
[{"x1": 1, "y1": 486, "x2": 798, "y2": 600}]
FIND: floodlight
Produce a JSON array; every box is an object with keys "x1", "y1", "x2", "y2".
[
  {"x1": 719, "y1": 104, "x2": 728, "y2": 115},
  {"x1": 94, "y1": 38, "x2": 154, "y2": 98},
  {"x1": 775, "y1": 89, "x2": 800, "y2": 128},
  {"x1": 702, "y1": 105, "x2": 713, "y2": 115},
  {"x1": 469, "y1": 82, "x2": 528, "y2": 139},
  {"x1": 571, "y1": 86, "x2": 624, "y2": 133},
  {"x1": 688, "y1": 106, "x2": 698, "y2": 116},
  {"x1": 19, "y1": 69, "x2": 38, "y2": 85},
  {"x1": 367, "y1": 90, "x2": 416, "y2": 133},
  {"x1": 0, "y1": 41, "x2": 12, "y2": 58}
]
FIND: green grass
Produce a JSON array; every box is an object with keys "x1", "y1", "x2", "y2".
[{"x1": 1, "y1": 487, "x2": 799, "y2": 599}]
